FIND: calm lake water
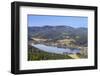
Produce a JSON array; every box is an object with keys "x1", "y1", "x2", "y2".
[{"x1": 31, "y1": 44, "x2": 80, "y2": 54}]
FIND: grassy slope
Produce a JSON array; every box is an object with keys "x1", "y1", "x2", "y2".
[
  {"x1": 28, "y1": 45, "x2": 73, "y2": 61},
  {"x1": 68, "y1": 54, "x2": 80, "y2": 59}
]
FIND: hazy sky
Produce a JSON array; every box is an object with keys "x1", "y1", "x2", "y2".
[{"x1": 28, "y1": 15, "x2": 88, "y2": 28}]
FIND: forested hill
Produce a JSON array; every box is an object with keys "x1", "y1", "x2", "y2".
[{"x1": 28, "y1": 25, "x2": 87, "y2": 46}]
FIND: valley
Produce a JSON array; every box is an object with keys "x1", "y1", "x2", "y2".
[{"x1": 28, "y1": 25, "x2": 88, "y2": 60}]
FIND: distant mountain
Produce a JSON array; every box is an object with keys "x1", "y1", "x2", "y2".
[{"x1": 28, "y1": 25, "x2": 87, "y2": 46}]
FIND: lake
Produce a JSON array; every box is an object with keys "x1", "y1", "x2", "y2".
[{"x1": 31, "y1": 44, "x2": 80, "y2": 54}]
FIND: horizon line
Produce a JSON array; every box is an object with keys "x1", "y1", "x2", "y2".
[{"x1": 28, "y1": 25, "x2": 87, "y2": 28}]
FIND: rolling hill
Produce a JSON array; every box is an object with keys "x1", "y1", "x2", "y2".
[{"x1": 28, "y1": 25, "x2": 87, "y2": 46}]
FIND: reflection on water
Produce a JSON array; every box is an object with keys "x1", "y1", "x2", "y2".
[{"x1": 31, "y1": 44, "x2": 80, "y2": 54}]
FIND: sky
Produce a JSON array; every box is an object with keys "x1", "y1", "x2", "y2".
[{"x1": 28, "y1": 15, "x2": 88, "y2": 28}]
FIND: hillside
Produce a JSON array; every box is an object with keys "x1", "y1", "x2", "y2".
[
  {"x1": 28, "y1": 45, "x2": 73, "y2": 61},
  {"x1": 28, "y1": 25, "x2": 87, "y2": 46}
]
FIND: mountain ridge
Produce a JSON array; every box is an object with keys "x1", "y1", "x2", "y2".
[{"x1": 28, "y1": 25, "x2": 87, "y2": 46}]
